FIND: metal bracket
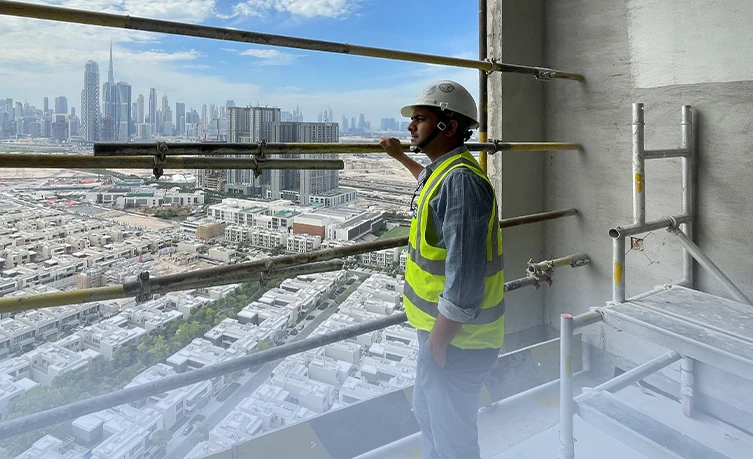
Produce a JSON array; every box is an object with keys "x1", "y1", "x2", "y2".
[
  {"x1": 153, "y1": 142, "x2": 168, "y2": 179},
  {"x1": 487, "y1": 139, "x2": 503, "y2": 155},
  {"x1": 249, "y1": 140, "x2": 266, "y2": 178},
  {"x1": 484, "y1": 58, "x2": 497, "y2": 76},
  {"x1": 526, "y1": 258, "x2": 553, "y2": 287},
  {"x1": 533, "y1": 67, "x2": 555, "y2": 80},
  {"x1": 136, "y1": 271, "x2": 152, "y2": 302},
  {"x1": 259, "y1": 259, "x2": 276, "y2": 286},
  {"x1": 257, "y1": 139, "x2": 267, "y2": 159}
]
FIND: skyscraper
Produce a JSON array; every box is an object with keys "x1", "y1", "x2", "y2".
[
  {"x1": 81, "y1": 60, "x2": 100, "y2": 141},
  {"x1": 161, "y1": 95, "x2": 171, "y2": 136},
  {"x1": 175, "y1": 102, "x2": 185, "y2": 138},
  {"x1": 136, "y1": 94, "x2": 144, "y2": 124},
  {"x1": 102, "y1": 43, "x2": 117, "y2": 141},
  {"x1": 116, "y1": 81, "x2": 132, "y2": 142},
  {"x1": 43, "y1": 97, "x2": 49, "y2": 115},
  {"x1": 108, "y1": 40, "x2": 114, "y2": 84},
  {"x1": 54, "y1": 96, "x2": 67, "y2": 115},
  {"x1": 148, "y1": 88, "x2": 157, "y2": 131}
]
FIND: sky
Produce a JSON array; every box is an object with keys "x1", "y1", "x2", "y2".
[{"x1": 0, "y1": 0, "x2": 481, "y2": 126}]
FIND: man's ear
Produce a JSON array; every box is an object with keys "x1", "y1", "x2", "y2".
[{"x1": 443, "y1": 119, "x2": 459, "y2": 138}]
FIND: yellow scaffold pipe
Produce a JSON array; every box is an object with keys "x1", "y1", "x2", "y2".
[
  {"x1": 0, "y1": 209, "x2": 578, "y2": 313},
  {"x1": 0, "y1": 1, "x2": 584, "y2": 81},
  {"x1": 92, "y1": 142, "x2": 582, "y2": 157}
]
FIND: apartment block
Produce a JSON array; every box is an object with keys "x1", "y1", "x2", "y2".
[
  {"x1": 21, "y1": 342, "x2": 99, "y2": 385},
  {"x1": 0, "y1": 372, "x2": 37, "y2": 418},
  {"x1": 208, "y1": 410, "x2": 264, "y2": 450},
  {"x1": 270, "y1": 371, "x2": 335, "y2": 414},
  {"x1": 14, "y1": 310, "x2": 59, "y2": 341},
  {"x1": 0, "y1": 318, "x2": 35, "y2": 350},
  {"x1": 166, "y1": 338, "x2": 244, "y2": 394},
  {"x1": 79, "y1": 318, "x2": 146, "y2": 360},
  {"x1": 204, "y1": 317, "x2": 274, "y2": 352}
]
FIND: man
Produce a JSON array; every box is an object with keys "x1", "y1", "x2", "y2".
[{"x1": 380, "y1": 80, "x2": 505, "y2": 459}]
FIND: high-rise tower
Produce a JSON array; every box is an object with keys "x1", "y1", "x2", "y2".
[{"x1": 81, "y1": 60, "x2": 100, "y2": 141}]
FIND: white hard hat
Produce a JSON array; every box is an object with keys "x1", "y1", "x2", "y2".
[{"x1": 401, "y1": 80, "x2": 479, "y2": 129}]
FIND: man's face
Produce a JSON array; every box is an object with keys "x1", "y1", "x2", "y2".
[{"x1": 407, "y1": 107, "x2": 438, "y2": 147}]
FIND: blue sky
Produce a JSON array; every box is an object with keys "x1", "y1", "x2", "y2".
[{"x1": 1, "y1": 0, "x2": 481, "y2": 127}]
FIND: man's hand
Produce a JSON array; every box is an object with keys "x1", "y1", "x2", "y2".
[
  {"x1": 427, "y1": 314, "x2": 463, "y2": 368},
  {"x1": 427, "y1": 334, "x2": 448, "y2": 367},
  {"x1": 379, "y1": 137, "x2": 405, "y2": 159}
]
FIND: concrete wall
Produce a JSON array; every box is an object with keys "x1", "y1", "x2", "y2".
[
  {"x1": 487, "y1": 0, "x2": 549, "y2": 338},
  {"x1": 492, "y1": 0, "x2": 753, "y2": 430}
]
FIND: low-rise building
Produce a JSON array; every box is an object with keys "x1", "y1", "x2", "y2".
[
  {"x1": 204, "y1": 318, "x2": 274, "y2": 352},
  {"x1": 122, "y1": 305, "x2": 182, "y2": 332},
  {"x1": 238, "y1": 384, "x2": 315, "y2": 431},
  {"x1": 22, "y1": 342, "x2": 99, "y2": 385},
  {"x1": 270, "y1": 371, "x2": 335, "y2": 414},
  {"x1": 339, "y1": 376, "x2": 387, "y2": 404},
  {"x1": 41, "y1": 305, "x2": 81, "y2": 331},
  {"x1": 79, "y1": 319, "x2": 146, "y2": 360},
  {"x1": 14, "y1": 310, "x2": 59, "y2": 341},
  {"x1": 0, "y1": 372, "x2": 38, "y2": 419},
  {"x1": 166, "y1": 338, "x2": 244, "y2": 394},
  {"x1": 208, "y1": 410, "x2": 264, "y2": 450},
  {"x1": 0, "y1": 318, "x2": 35, "y2": 350}
]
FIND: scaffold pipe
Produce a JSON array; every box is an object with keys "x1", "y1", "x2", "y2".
[
  {"x1": 0, "y1": 154, "x2": 343, "y2": 171},
  {"x1": 92, "y1": 142, "x2": 582, "y2": 156},
  {"x1": 0, "y1": 1, "x2": 584, "y2": 81},
  {"x1": 0, "y1": 259, "x2": 591, "y2": 440},
  {"x1": 0, "y1": 210, "x2": 579, "y2": 313}
]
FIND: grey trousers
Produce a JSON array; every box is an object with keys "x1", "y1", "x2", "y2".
[{"x1": 413, "y1": 329, "x2": 500, "y2": 459}]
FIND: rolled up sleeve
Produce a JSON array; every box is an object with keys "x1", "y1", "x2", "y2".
[{"x1": 432, "y1": 169, "x2": 494, "y2": 323}]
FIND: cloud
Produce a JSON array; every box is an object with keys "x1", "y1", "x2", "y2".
[
  {"x1": 237, "y1": 48, "x2": 302, "y2": 65},
  {"x1": 220, "y1": 0, "x2": 362, "y2": 19}
]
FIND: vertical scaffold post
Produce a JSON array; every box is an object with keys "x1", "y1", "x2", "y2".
[
  {"x1": 559, "y1": 313, "x2": 575, "y2": 459},
  {"x1": 478, "y1": 0, "x2": 489, "y2": 173},
  {"x1": 633, "y1": 103, "x2": 646, "y2": 226},
  {"x1": 681, "y1": 105, "x2": 695, "y2": 287}
]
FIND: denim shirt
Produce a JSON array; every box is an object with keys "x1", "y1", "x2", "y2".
[{"x1": 415, "y1": 146, "x2": 496, "y2": 323}]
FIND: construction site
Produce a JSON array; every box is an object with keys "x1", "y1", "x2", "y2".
[{"x1": 1, "y1": 0, "x2": 753, "y2": 458}]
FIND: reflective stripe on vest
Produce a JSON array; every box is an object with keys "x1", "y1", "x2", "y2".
[{"x1": 403, "y1": 281, "x2": 504, "y2": 325}]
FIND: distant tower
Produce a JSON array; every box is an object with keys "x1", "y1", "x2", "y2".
[
  {"x1": 81, "y1": 60, "x2": 100, "y2": 141},
  {"x1": 108, "y1": 40, "x2": 114, "y2": 85}
]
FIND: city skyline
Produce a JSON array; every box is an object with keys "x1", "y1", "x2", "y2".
[{"x1": 0, "y1": 0, "x2": 479, "y2": 126}]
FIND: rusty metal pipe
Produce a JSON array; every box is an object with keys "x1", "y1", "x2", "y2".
[
  {"x1": 92, "y1": 142, "x2": 582, "y2": 156},
  {"x1": 0, "y1": 1, "x2": 584, "y2": 81},
  {"x1": 0, "y1": 154, "x2": 343, "y2": 170}
]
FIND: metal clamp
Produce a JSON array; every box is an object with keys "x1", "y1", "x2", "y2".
[
  {"x1": 257, "y1": 139, "x2": 267, "y2": 159},
  {"x1": 526, "y1": 258, "x2": 553, "y2": 287},
  {"x1": 249, "y1": 139, "x2": 267, "y2": 178},
  {"x1": 665, "y1": 215, "x2": 680, "y2": 233},
  {"x1": 136, "y1": 271, "x2": 152, "y2": 302},
  {"x1": 259, "y1": 259, "x2": 276, "y2": 285},
  {"x1": 153, "y1": 142, "x2": 168, "y2": 179},
  {"x1": 533, "y1": 67, "x2": 555, "y2": 80},
  {"x1": 484, "y1": 58, "x2": 498, "y2": 76},
  {"x1": 488, "y1": 139, "x2": 503, "y2": 155}
]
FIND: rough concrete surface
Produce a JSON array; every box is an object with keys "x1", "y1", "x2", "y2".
[{"x1": 519, "y1": 0, "x2": 753, "y2": 432}]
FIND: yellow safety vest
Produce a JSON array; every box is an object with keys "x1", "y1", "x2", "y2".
[{"x1": 403, "y1": 150, "x2": 505, "y2": 349}]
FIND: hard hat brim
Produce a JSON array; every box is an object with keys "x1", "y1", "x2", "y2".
[{"x1": 400, "y1": 104, "x2": 479, "y2": 130}]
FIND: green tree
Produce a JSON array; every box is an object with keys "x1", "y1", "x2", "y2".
[
  {"x1": 256, "y1": 338, "x2": 273, "y2": 351},
  {"x1": 151, "y1": 429, "x2": 173, "y2": 450},
  {"x1": 175, "y1": 321, "x2": 208, "y2": 347},
  {"x1": 187, "y1": 424, "x2": 210, "y2": 445}
]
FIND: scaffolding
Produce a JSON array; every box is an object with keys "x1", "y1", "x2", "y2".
[
  {"x1": 0, "y1": 0, "x2": 591, "y2": 450},
  {"x1": 558, "y1": 103, "x2": 753, "y2": 459}
]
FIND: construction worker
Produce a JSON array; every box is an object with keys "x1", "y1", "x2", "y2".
[{"x1": 380, "y1": 80, "x2": 504, "y2": 459}]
